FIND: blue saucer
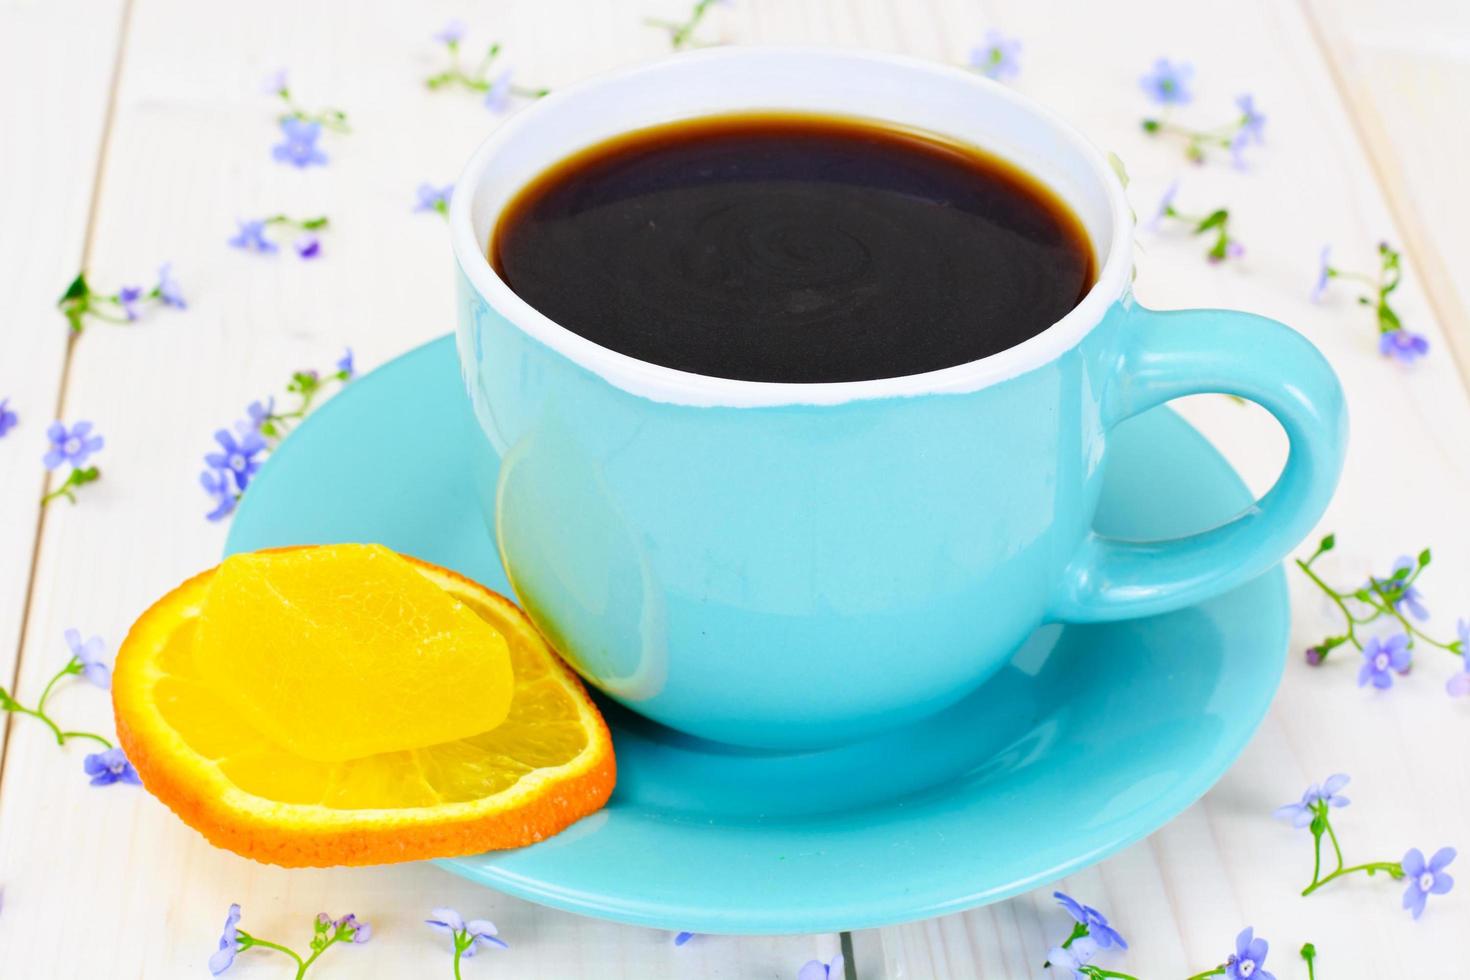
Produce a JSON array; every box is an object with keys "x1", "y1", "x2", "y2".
[{"x1": 228, "y1": 336, "x2": 1287, "y2": 935}]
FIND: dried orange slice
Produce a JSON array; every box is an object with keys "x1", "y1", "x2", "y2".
[
  {"x1": 113, "y1": 546, "x2": 615, "y2": 868},
  {"x1": 195, "y1": 545, "x2": 515, "y2": 762}
]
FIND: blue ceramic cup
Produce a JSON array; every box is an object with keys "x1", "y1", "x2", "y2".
[{"x1": 450, "y1": 48, "x2": 1347, "y2": 750}]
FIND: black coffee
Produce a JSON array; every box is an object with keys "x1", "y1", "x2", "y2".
[{"x1": 492, "y1": 113, "x2": 1094, "y2": 384}]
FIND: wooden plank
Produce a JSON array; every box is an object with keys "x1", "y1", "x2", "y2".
[
  {"x1": 1301, "y1": 0, "x2": 1470, "y2": 379},
  {"x1": 0, "y1": 1, "x2": 838, "y2": 976},
  {"x1": 861, "y1": 0, "x2": 1470, "y2": 975},
  {"x1": 0, "y1": 0, "x2": 127, "y2": 761}
]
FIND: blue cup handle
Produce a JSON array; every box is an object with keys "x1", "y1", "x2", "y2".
[{"x1": 1049, "y1": 305, "x2": 1348, "y2": 623}]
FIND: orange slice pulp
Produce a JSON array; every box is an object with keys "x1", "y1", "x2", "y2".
[{"x1": 112, "y1": 545, "x2": 615, "y2": 867}]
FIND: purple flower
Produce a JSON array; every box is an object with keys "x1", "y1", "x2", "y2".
[
  {"x1": 337, "y1": 347, "x2": 355, "y2": 378},
  {"x1": 1305, "y1": 646, "x2": 1325, "y2": 666},
  {"x1": 43, "y1": 420, "x2": 103, "y2": 470},
  {"x1": 1311, "y1": 246, "x2": 1333, "y2": 302},
  {"x1": 1358, "y1": 634, "x2": 1411, "y2": 689},
  {"x1": 796, "y1": 955, "x2": 845, "y2": 980},
  {"x1": 1375, "y1": 556, "x2": 1429, "y2": 620},
  {"x1": 64, "y1": 628, "x2": 110, "y2": 688},
  {"x1": 1448, "y1": 620, "x2": 1470, "y2": 697},
  {"x1": 969, "y1": 31, "x2": 1021, "y2": 81},
  {"x1": 83, "y1": 747, "x2": 140, "y2": 787},
  {"x1": 117, "y1": 285, "x2": 143, "y2": 320},
  {"x1": 414, "y1": 182, "x2": 453, "y2": 214},
  {"x1": 1401, "y1": 847, "x2": 1455, "y2": 919},
  {"x1": 1218, "y1": 241, "x2": 1246, "y2": 262},
  {"x1": 426, "y1": 908, "x2": 508, "y2": 955},
  {"x1": 228, "y1": 219, "x2": 278, "y2": 254},
  {"x1": 209, "y1": 904, "x2": 243, "y2": 975},
  {"x1": 156, "y1": 263, "x2": 186, "y2": 308},
  {"x1": 205, "y1": 427, "x2": 267, "y2": 492},
  {"x1": 0, "y1": 397, "x2": 17, "y2": 438},
  {"x1": 1274, "y1": 773, "x2": 1350, "y2": 828},
  {"x1": 200, "y1": 468, "x2": 237, "y2": 522},
  {"x1": 272, "y1": 117, "x2": 328, "y2": 168},
  {"x1": 1224, "y1": 927, "x2": 1276, "y2": 980},
  {"x1": 673, "y1": 931, "x2": 695, "y2": 946},
  {"x1": 295, "y1": 236, "x2": 321, "y2": 259},
  {"x1": 1045, "y1": 936, "x2": 1099, "y2": 980},
  {"x1": 334, "y1": 913, "x2": 372, "y2": 943},
  {"x1": 1229, "y1": 94, "x2": 1266, "y2": 167},
  {"x1": 263, "y1": 69, "x2": 288, "y2": 95},
  {"x1": 484, "y1": 69, "x2": 514, "y2": 112},
  {"x1": 245, "y1": 397, "x2": 275, "y2": 431},
  {"x1": 1145, "y1": 181, "x2": 1180, "y2": 231},
  {"x1": 433, "y1": 19, "x2": 468, "y2": 45},
  {"x1": 1053, "y1": 891, "x2": 1127, "y2": 950},
  {"x1": 1140, "y1": 58, "x2": 1193, "y2": 105},
  {"x1": 1380, "y1": 329, "x2": 1429, "y2": 363}
]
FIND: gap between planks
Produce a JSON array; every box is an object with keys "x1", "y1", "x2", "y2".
[
  {"x1": 0, "y1": 0, "x2": 136, "y2": 793},
  {"x1": 1295, "y1": 0, "x2": 1470, "y2": 387}
]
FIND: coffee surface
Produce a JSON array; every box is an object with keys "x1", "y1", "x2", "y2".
[{"x1": 492, "y1": 113, "x2": 1094, "y2": 383}]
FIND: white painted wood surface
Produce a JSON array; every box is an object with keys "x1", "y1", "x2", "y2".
[{"x1": 1, "y1": 1, "x2": 1466, "y2": 977}]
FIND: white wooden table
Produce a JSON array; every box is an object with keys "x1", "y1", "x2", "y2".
[{"x1": 2, "y1": 1, "x2": 1467, "y2": 976}]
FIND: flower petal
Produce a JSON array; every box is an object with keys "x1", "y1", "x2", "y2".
[
  {"x1": 208, "y1": 946, "x2": 236, "y2": 975},
  {"x1": 1403, "y1": 881, "x2": 1427, "y2": 918},
  {"x1": 1053, "y1": 891, "x2": 1086, "y2": 923},
  {"x1": 796, "y1": 962, "x2": 828, "y2": 980},
  {"x1": 1428, "y1": 847, "x2": 1457, "y2": 872},
  {"x1": 465, "y1": 919, "x2": 497, "y2": 937},
  {"x1": 427, "y1": 907, "x2": 463, "y2": 932}
]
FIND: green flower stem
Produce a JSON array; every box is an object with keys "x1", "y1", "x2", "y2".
[
  {"x1": 84, "y1": 303, "x2": 134, "y2": 324},
  {"x1": 452, "y1": 932, "x2": 474, "y2": 980},
  {"x1": 1368, "y1": 579, "x2": 1460, "y2": 654},
  {"x1": 258, "y1": 368, "x2": 351, "y2": 443},
  {"x1": 0, "y1": 659, "x2": 113, "y2": 749},
  {"x1": 646, "y1": 0, "x2": 722, "y2": 49},
  {"x1": 294, "y1": 935, "x2": 344, "y2": 979},
  {"x1": 41, "y1": 466, "x2": 101, "y2": 506},
  {"x1": 1328, "y1": 244, "x2": 1404, "y2": 336},
  {"x1": 1295, "y1": 558, "x2": 1370, "y2": 650},
  {"x1": 1301, "y1": 942, "x2": 1317, "y2": 980},
  {"x1": 240, "y1": 934, "x2": 307, "y2": 972},
  {"x1": 1160, "y1": 206, "x2": 1238, "y2": 262},
  {"x1": 265, "y1": 215, "x2": 330, "y2": 232},
  {"x1": 1300, "y1": 801, "x2": 1403, "y2": 896},
  {"x1": 1323, "y1": 818, "x2": 1345, "y2": 871},
  {"x1": 426, "y1": 42, "x2": 548, "y2": 98},
  {"x1": 5, "y1": 702, "x2": 69, "y2": 745},
  {"x1": 1302, "y1": 860, "x2": 1403, "y2": 896},
  {"x1": 35, "y1": 661, "x2": 79, "y2": 714},
  {"x1": 1142, "y1": 118, "x2": 1236, "y2": 161},
  {"x1": 1296, "y1": 534, "x2": 1462, "y2": 663},
  {"x1": 279, "y1": 101, "x2": 349, "y2": 133},
  {"x1": 1084, "y1": 970, "x2": 1141, "y2": 980},
  {"x1": 59, "y1": 729, "x2": 113, "y2": 747}
]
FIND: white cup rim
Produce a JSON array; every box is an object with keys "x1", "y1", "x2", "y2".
[{"x1": 450, "y1": 45, "x2": 1133, "y2": 408}]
